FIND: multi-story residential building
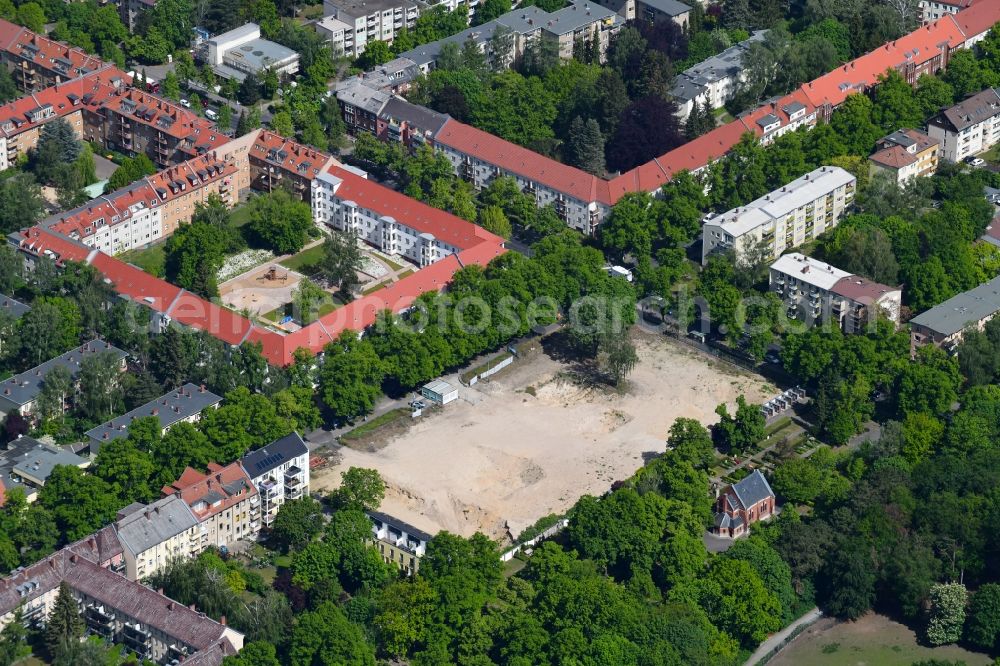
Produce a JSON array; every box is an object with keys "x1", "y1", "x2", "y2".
[
  {"x1": 85, "y1": 383, "x2": 222, "y2": 454},
  {"x1": 322, "y1": 0, "x2": 420, "y2": 56},
  {"x1": 869, "y1": 128, "x2": 941, "y2": 184},
  {"x1": 335, "y1": 79, "x2": 390, "y2": 134},
  {"x1": 313, "y1": 163, "x2": 504, "y2": 266},
  {"x1": 671, "y1": 30, "x2": 766, "y2": 120},
  {"x1": 0, "y1": 19, "x2": 110, "y2": 92},
  {"x1": 240, "y1": 433, "x2": 310, "y2": 528},
  {"x1": 920, "y1": 0, "x2": 977, "y2": 24},
  {"x1": 927, "y1": 87, "x2": 1000, "y2": 162},
  {"x1": 0, "y1": 539, "x2": 243, "y2": 663},
  {"x1": 0, "y1": 340, "x2": 127, "y2": 418},
  {"x1": 367, "y1": 510, "x2": 431, "y2": 575},
  {"x1": 378, "y1": 97, "x2": 449, "y2": 147},
  {"x1": 701, "y1": 166, "x2": 856, "y2": 265},
  {"x1": 163, "y1": 462, "x2": 260, "y2": 547},
  {"x1": 909, "y1": 273, "x2": 1000, "y2": 351},
  {"x1": 396, "y1": 4, "x2": 621, "y2": 74},
  {"x1": 101, "y1": 88, "x2": 230, "y2": 169},
  {"x1": 199, "y1": 23, "x2": 300, "y2": 81},
  {"x1": 590, "y1": 0, "x2": 689, "y2": 24},
  {"x1": 114, "y1": 495, "x2": 201, "y2": 581},
  {"x1": 740, "y1": 90, "x2": 819, "y2": 145},
  {"x1": 249, "y1": 130, "x2": 335, "y2": 199},
  {"x1": 434, "y1": 118, "x2": 608, "y2": 233},
  {"x1": 769, "y1": 253, "x2": 901, "y2": 331},
  {"x1": 332, "y1": 57, "x2": 421, "y2": 95}
]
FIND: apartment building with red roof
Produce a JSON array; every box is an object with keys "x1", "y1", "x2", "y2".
[
  {"x1": 0, "y1": 19, "x2": 110, "y2": 92},
  {"x1": 162, "y1": 462, "x2": 261, "y2": 547},
  {"x1": 249, "y1": 129, "x2": 335, "y2": 199}
]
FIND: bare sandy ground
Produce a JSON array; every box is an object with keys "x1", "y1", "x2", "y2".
[
  {"x1": 313, "y1": 331, "x2": 771, "y2": 541},
  {"x1": 218, "y1": 264, "x2": 305, "y2": 315}
]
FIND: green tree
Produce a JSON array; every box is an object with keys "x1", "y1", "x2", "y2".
[
  {"x1": 236, "y1": 107, "x2": 262, "y2": 135},
  {"x1": 289, "y1": 602, "x2": 375, "y2": 666},
  {"x1": 35, "y1": 365, "x2": 73, "y2": 423},
  {"x1": 357, "y1": 40, "x2": 392, "y2": 70},
  {"x1": 269, "y1": 110, "x2": 294, "y2": 138},
  {"x1": 92, "y1": 439, "x2": 155, "y2": 504},
  {"x1": 713, "y1": 395, "x2": 765, "y2": 454},
  {"x1": 76, "y1": 351, "x2": 124, "y2": 422},
  {"x1": 0, "y1": 174, "x2": 45, "y2": 235},
  {"x1": 320, "y1": 332, "x2": 385, "y2": 419},
  {"x1": 565, "y1": 116, "x2": 605, "y2": 176},
  {"x1": 316, "y1": 231, "x2": 362, "y2": 293},
  {"x1": 478, "y1": 205, "x2": 512, "y2": 239},
  {"x1": 19, "y1": 297, "x2": 82, "y2": 366},
  {"x1": 926, "y1": 583, "x2": 967, "y2": 646},
  {"x1": 0, "y1": 607, "x2": 26, "y2": 666},
  {"x1": 161, "y1": 71, "x2": 181, "y2": 100},
  {"x1": 332, "y1": 467, "x2": 385, "y2": 512},
  {"x1": 15, "y1": 2, "x2": 44, "y2": 31},
  {"x1": 245, "y1": 189, "x2": 313, "y2": 254},
  {"x1": 667, "y1": 418, "x2": 715, "y2": 469},
  {"x1": 44, "y1": 582, "x2": 83, "y2": 660},
  {"x1": 222, "y1": 641, "x2": 281, "y2": 666},
  {"x1": 966, "y1": 583, "x2": 1000, "y2": 650},
  {"x1": 695, "y1": 558, "x2": 781, "y2": 646},
  {"x1": 39, "y1": 466, "x2": 119, "y2": 542},
  {"x1": 217, "y1": 104, "x2": 232, "y2": 131},
  {"x1": 292, "y1": 279, "x2": 326, "y2": 325},
  {"x1": 271, "y1": 496, "x2": 324, "y2": 553}
]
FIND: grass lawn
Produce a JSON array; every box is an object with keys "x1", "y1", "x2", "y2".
[
  {"x1": 262, "y1": 292, "x2": 344, "y2": 322},
  {"x1": 341, "y1": 408, "x2": 410, "y2": 443},
  {"x1": 381, "y1": 255, "x2": 405, "y2": 271},
  {"x1": 503, "y1": 558, "x2": 526, "y2": 578},
  {"x1": 230, "y1": 205, "x2": 253, "y2": 228},
  {"x1": 770, "y1": 613, "x2": 992, "y2": 666},
  {"x1": 273, "y1": 555, "x2": 292, "y2": 568},
  {"x1": 980, "y1": 142, "x2": 1000, "y2": 165},
  {"x1": 713, "y1": 107, "x2": 736, "y2": 124},
  {"x1": 120, "y1": 244, "x2": 166, "y2": 277},
  {"x1": 361, "y1": 280, "x2": 388, "y2": 296},
  {"x1": 279, "y1": 243, "x2": 325, "y2": 273}
]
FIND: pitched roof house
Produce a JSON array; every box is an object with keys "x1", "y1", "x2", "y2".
[{"x1": 713, "y1": 469, "x2": 776, "y2": 539}]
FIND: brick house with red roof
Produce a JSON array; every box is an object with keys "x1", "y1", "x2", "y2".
[
  {"x1": 713, "y1": 470, "x2": 776, "y2": 539},
  {"x1": 162, "y1": 462, "x2": 260, "y2": 548}
]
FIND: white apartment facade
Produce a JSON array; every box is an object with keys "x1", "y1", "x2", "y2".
[
  {"x1": 114, "y1": 496, "x2": 201, "y2": 582},
  {"x1": 322, "y1": 0, "x2": 420, "y2": 56},
  {"x1": 240, "y1": 433, "x2": 310, "y2": 528},
  {"x1": 927, "y1": 87, "x2": 1000, "y2": 162},
  {"x1": 919, "y1": 0, "x2": 975, "y2": 23},
  {"x1": 769, "y1": 253, "x2": 902, "y2": 331},
  {"x1": 702, "y1": 166, "x2": 856, "y2": 265},
  {"x1": 313, "y1": 169, "x2": 462, "y2": 267}
]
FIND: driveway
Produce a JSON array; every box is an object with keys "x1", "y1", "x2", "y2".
[
  {"x1": 93, "y1": 154, "x2": 118, "y2": 180},
  {"x1": 744, "y1": 608, "x2": 823, "y2": 665}
]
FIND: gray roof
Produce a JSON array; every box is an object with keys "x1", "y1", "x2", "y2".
[
  {"x1": 0, "y1": 340, "x2": 126, "y2": 408},
  {"x1": 11, "y1": 442, "x2": 87, "y2": 483},
  {"x1": 0, "y1": 436, "x2": 54, "y2": 500},
  {"x1": 367, "y1": 509, "x2": 434, "y2": 542},
  {"x1": 335, "y1": 79, "x2": 390, "y2": 115},
  {"x1": 636, "y1": 0, "x2": 691, "y2": 17},
  {"x1": 757, "y1": 113, "x2": 780, "y2": 127},
  {"x1": 380, "y1": 97, "x2": 449, "y2": 135},
  {"x1": 930, "y1": 87, "x2": 1000, "y2": 132},
  {"x1": 221, "y1": 38, "x2": 298, "y2": 72},
  {"x1": 539, "y1": 2, "x2": 618, "y2": 35},
  {"x1": 909, "y1": 273, "x2": 1000, "y2": 337},
  {"x1": 326, "y1": 0, "x2": 418, "y2": 19},
  {"x1": 731, "y1": 470, "x2": 774, "y2": 509},
  {"x1": 670, "y1": 31, "x2": 767, "y2": 103},
  {"x1": 114, "y1": 495, "x2": 199, "y2": 556},
  {"x1": 241, "y1": 432, "x2": 307, "y2": 479},
  {"x1": 0, "y1": 293, "x2": 29, "y2": 320},
  {"x1": 349, "y1": 57, "x2": 421, "y2": 93},
  {"x1": 85, "y1": 383, "x2": 222, "y2": 451}
]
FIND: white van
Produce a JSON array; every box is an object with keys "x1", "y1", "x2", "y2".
[{"x1": 205, "y1": 108, "x2": 218, "y2": 121}]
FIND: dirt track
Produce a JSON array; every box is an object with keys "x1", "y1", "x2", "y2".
[{"x1": 313, "y1": 331, "x2": 771, "y2": 541}]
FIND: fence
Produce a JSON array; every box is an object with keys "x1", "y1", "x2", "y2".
[
  {"x1": 461, "y1": 352, "x2": 515, "y2": 385},
  {"x1": 500, "y1": 518, "x2": 569, "y2": 562}
]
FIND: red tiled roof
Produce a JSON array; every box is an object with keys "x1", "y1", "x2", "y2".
[
  {"x1": 604, "y1": 121, "x2": 749, "y2": 202},
  {"x1": 434, "y1": 119, "x2": 603, "y2": 203},
  {"x1": 953, "y1": 0, "x2": 1000, "y2": 41},
  {"x1": 166, "y1": 292, "x2": 254, "y2": 346},
  {"x1": 91, "y1": 253, "x2": 183, "y2": 313},
  {"x1": 251, "y1": 130, "x2": 331, "y2": 181},
  {"x1": 801, "y1": 16, "x2": 966, "y2": 109},
  {"x1": 0, "y1": 18, "x2": 108, "y2": 79},
  {"x1": 102, "y1": 88, "x2": 227, "y2": 150},
  {"x1": 328, "y1": 165, "x2": 503, "y2": 250},
  {"x1": 831, "y1": 275, "x2": 899, "y2": 301},
  {"x1": 162, "y1": 462, "x2": 256, "y2": 522},
  {"x1": 14, "y1": 226, "x2": 94, "y2": 265}
]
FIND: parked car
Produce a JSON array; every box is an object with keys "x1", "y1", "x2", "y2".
[
  {"x1": 205, "y1": 108, "x2": 218, "y2": 121},
  {"x1": 179, "y1": 98, "x2": 191, "y2": 108}
]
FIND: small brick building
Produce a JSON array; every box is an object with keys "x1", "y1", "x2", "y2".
[{"x1": 713, "y1": 469, "x2": 776, "y2": 538}]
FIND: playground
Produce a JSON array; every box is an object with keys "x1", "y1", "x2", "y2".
[{"x1": 218, "y1": 263, "x2": 306, "y2": 322}]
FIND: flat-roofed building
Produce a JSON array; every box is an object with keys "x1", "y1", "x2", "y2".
[
  {"x1": 366, "y1": 510, "x2": 431, "y2": 575},
  {"x1": 0, "y1": 340, "x2": 127, "y2": 418},
  {"x1": 200, "y1": 23, "x2": 300, "y2": 81},
  {"x1": 86, "y1": 383, "x2": 222, "y2": 454},
  {"x1": 322, "y1": 0, "x2": 420, "y2": 56},
  {"x1": 0, "y1": 436, "x2": 88, "y2": 504},
  {"x1": 114, "y1": 495, "x2": 200, "y2": 581},
  {"x1": 869, "y1": 128, "x2": 940, "y2": 184},
  {"x1": 701, "y1": 166, "x2": 856, "y2": 265},
  {"x1": 927, "y1": 87, "x2": 1000, "y2": 162},
  {"x1": 909, "y1": 273, "x2": 1000, "y2": 351},
  {"x1": 240, "y1": 432, "x2": 309, "y2": 528}
]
